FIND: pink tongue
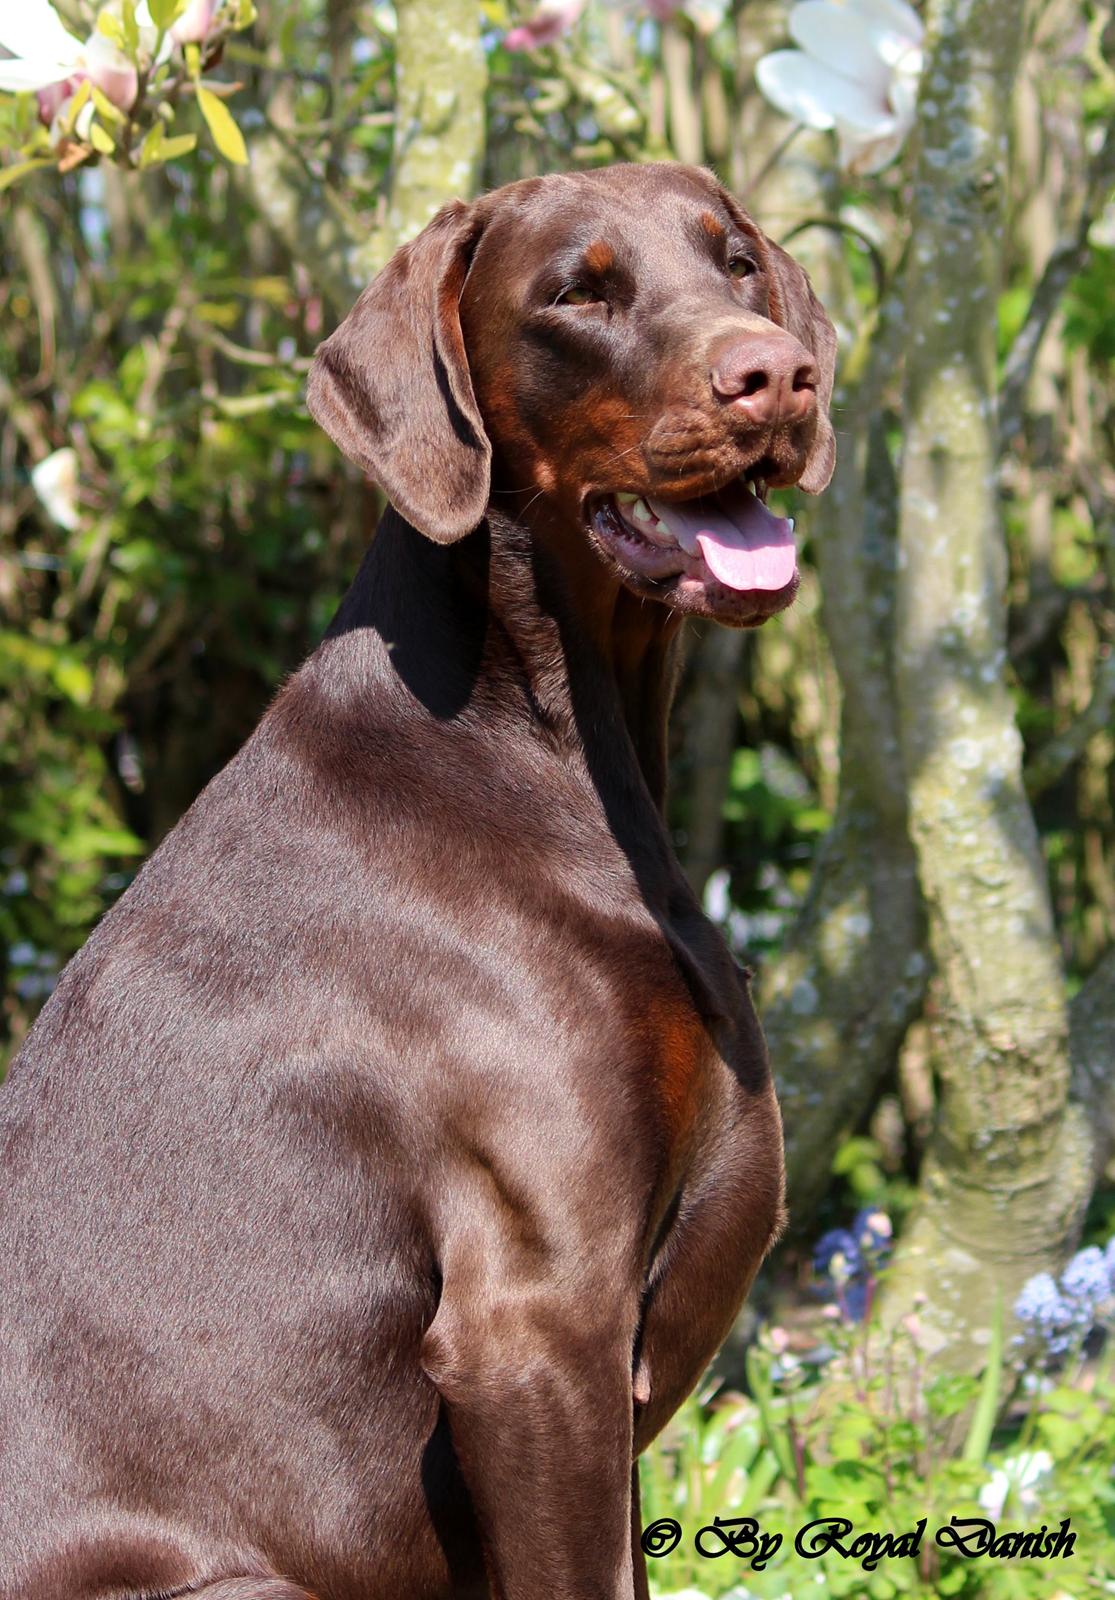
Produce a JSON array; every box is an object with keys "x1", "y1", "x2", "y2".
[{"x1": 647, "y1": 482, "x2": 796, "y2": 592}]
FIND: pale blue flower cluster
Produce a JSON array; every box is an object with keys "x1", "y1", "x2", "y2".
[{"x1": 1013, "y1": 1237, "x2": 1115, "y2": 1358}]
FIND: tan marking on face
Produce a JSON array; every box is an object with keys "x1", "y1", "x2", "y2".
[
  {"x1": 583, "y1": 239, "x2": 615, "y2": 276},
  {"x1": 699, "y1": 211, "x2": 727, "y2": 242}
]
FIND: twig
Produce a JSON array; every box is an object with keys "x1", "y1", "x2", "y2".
[
  {"x1": 1025, "y1": 650, "x2": 1115, "y2": 798},
  {"x1": 999, "y1": 122, "x2": 1115, "y2": 447},
  {"x1": 779, "y1": 214, "x2": 888, "y2": 301},
  {"x1": 190, "y1": 320, "x2": 312, "y2": 372},
  {"x1": 135, "y1": 287, "x2": 194, "y2": 420}
]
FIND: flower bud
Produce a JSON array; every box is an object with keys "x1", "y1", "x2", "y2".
[
  {"x1": 84, "y1": 32, "x2": 138, "y2": 110},
  {"x1": 171, "y1": 0, "x2": 217, "y2": 45},
  {"x1": 36, "y1": 78, "x2": 78, "y2": 126}
]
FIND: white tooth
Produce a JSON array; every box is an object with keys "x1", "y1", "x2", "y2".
[
  {"x1": 675, "y1": 525, "x2": 699, "y2": 554},
  {"x1": 631, "y1": 498, "x2": 653, "y2": 521},
  {"x1": 616, "y1": 491, "x2": 638, "y2": 505},
  {"x1": 653, "y1": 518, "x2": 671, "y2": 536}
]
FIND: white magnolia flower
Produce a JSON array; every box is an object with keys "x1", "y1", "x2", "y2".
[
  {"x1": 0, "y1": 0, "x2": 210, "y2": 121},
  {"x1": 978, "y1": 1449, "x2": 1053, "y2": 1519},
  {"x1": 30, "y1": 447, "x2": 81, "y2": 531},
  {"x1": 0, "y1": 1, "x2": 140, "y2": 113},
  {"x1": 756, "y1": 0, "x2": 924, "y2": 174}
]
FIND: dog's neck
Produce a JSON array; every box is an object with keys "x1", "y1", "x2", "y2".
[
  {"x1": 321, "y1": 507, "x2": 741, "y2": 1027},
  {"x1": 326, "y1": 506, "x2": 685, "y2": 812}
]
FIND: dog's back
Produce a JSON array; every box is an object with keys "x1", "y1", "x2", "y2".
[
  {"x1": 0, "y1": 657, "x2": 456, "y2": 1596},
  {"x1": 0, "y1": 565, "x2": 667, "y2": 1599}
]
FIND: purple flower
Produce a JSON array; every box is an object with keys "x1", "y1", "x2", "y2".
[
  {"x1": 852, "y1": 1207, "x2": 892, "y2": 1259},
  {"x1": 813, "y1": 1227, "x2": 863, "y2": 1283},
  {"x1": 841, "y1": 1278, "x2": 870, "y2": 1322}
]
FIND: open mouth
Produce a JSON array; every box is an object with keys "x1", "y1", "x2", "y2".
[{"x1": 589, "y1": 469, "x2": 797, "y2": 600}]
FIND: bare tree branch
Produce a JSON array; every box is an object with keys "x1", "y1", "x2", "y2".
[{"x1": 999, "y1": 121, "x2": 1115, "y2": 447}]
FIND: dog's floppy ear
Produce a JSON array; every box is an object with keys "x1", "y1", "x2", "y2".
[
  {"x1": 763, "y1": 238, "x2": 838, "y2": 494},
  {"x1": 307, "y1": 200, "x2": 490, "y2": 543}
]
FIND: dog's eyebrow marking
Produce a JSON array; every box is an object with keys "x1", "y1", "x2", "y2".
[
  {"x1": 583, "y1": 239, "x2": 615, "y2": 275},
  {"x1": 698, "y1": 211, "x2": 727, "y2": 241}
]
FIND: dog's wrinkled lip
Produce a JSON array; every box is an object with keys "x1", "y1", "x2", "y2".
[{"x1": 585, "y1": 464, "x2": 801, "y2": 625}]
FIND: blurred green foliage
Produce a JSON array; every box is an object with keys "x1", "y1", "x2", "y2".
[
  {"x1": 2, "y1": 0, "x2": 1114, "y2": 1106},
  {"x1": 642, "y1": 1275, "x2": 1115, "y2": 1598}
]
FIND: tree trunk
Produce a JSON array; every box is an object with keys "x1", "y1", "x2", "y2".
[
  {"x1": 354, "y1": 0, "x2": 487, "y2": 277},
  {"x1": 242, "y1": 0, "x2": 487, "y2": 306},
  {"x1": 765, "y1": 338, "x2": 927, "y2": 1227},
  {"x1": 750, "y1": 146, "x2": 928, "y2": 1230},
  {"x1": 883, "y1": 0, "x2": 1092, "y2": 1360}
]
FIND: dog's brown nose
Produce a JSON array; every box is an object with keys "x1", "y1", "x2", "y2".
[{"x1": 711, "y1": 335, "x2": 818, "y2": 428}]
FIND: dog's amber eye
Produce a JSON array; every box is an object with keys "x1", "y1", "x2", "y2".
[
  {"x1": 555, "y1": 285, "x2": 598, "y2": 306},
  {"x1": 727, "y1": 257, "x2": 756, "y2": 280}
]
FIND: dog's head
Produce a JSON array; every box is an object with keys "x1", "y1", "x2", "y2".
[{"x1": 308, "y1": 163, "x2": 836, "y2": 628}]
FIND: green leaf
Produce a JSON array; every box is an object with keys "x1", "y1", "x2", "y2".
[
  {"x1": 89, "y1": 121, "x2": 115, "y2": 155},
  {"x1": 56, "y1": 826, "x2": 145, "y2": 862},
  {"x1": 64, "y1": 78, "x2": 92, "y2": 132},
  {"x1": 745, "y1": 1346, "x2": 800, "y2": 1494},
  {"x1": 196, "y1": 86, "x2": 247, "y2": 164},
  {"x1": 90, "y1": 87, "x2": 125, "y2": 125},
  {"x1": 51, "y1": 659, "x2": 93, "y2": 705},
  {"x1": 97, "y1": 13, "x2": 127, "y2": 47},
  {"x1": 139, "y1": 122, "x2": 165, "y2": 166},
  {"x1": 121, "y1": 0, "x2": 140, "y2": 58},
  {"x1": 926, "y1": 1373, "x2": 981, "y2": 1420},
  {"x1": 962, "y1": 1293, "x2": 1003, "y2": 1465},
  {"x1": 159, "y1": 132, "x2": 198, "y2": 161},
  {"x1": 148, "y1": 0, "x2": 187, "y2": 27},
  {"x1": 0, "y1": 158, "x2": 53, "y2": 191},
  {"x1": 1035, "y1": 1412, "x2": 1079, "y2": 1455}
]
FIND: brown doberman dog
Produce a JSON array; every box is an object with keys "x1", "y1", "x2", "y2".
[{"x1": 0, "y1": 162, "x2": 835, "y2": 1600}]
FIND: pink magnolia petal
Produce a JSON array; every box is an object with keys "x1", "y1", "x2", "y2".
[
  {"x1": 789, "y1": 3, "x2": 892, "y2": 99},
  {"x1": 84, "y1": 33, "x2": 137, "y2": 110},
  {"x1": 503, "y1": 0, "x2": 585, "y2": 51},
  {"x1": 757, "y1": 49, "x2": 894, "y2": 134},
  {"x1": 171, "y1": 0, "x2": 217, "y2": 45},
  {"x1": 36, "y1": 74, "x2": 76, "y2": 121}
]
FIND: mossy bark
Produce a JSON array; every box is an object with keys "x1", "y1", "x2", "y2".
[
  {"x1": 1070, "y1": 945, "x2": 1115, "y2": 1180},
  {"x1": 750, "y1": 151, "x2": 927, "y2": 1230},
  {"x1": 883, "y1": 0, "x2": 1092, "y2": 1360},
  {"x1": 764, "y1": 314, "x2": 927, "y2": 1226},
  {"x1": 354, "y1": 0, "x2": 487, "y2": 278},
  {"x1": 242, "y1": 0, "x2": 487, "y2": 307}
]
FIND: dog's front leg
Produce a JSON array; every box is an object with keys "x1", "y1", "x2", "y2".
[
  {"x1": 633, "y1": 1082, "x2": 785, "y2": 1457},
  {"x1": 420, "y1": 1183, "x2": 642, "y2": 1600}
]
